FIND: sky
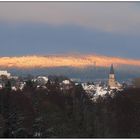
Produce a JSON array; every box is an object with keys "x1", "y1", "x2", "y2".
[{"x1": 0, "y1": 2, "x2": 140, "y2": 68}]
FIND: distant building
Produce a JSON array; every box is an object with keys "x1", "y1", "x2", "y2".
[
  {"x1": 0, "y1": 70, "x2": 11, "y2": 77},
  {"x1": 108, "y1": 64, "x2": 122, "y2": 89},
  {"x1": 60, "y1": 79, "x2": 73, "y2": 90},
  {"x1": 36, "y1": 76, "x2": 48, "y2": 86},
  {"x1": 62, "y1": 80, "x2": 71, "y2": 85}
]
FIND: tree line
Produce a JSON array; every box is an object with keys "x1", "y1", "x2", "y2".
[{"x1": 0, "y1": 78, "x2": 140, "y2": 137}]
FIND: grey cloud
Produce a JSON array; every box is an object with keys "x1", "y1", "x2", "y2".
[{"x1": 0, "y1": 2, "x2": 140, "y2": 33}]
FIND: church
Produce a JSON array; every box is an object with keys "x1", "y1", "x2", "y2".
[{"x1": 108, "y1": 64, "x2": 122, "y2": 89}]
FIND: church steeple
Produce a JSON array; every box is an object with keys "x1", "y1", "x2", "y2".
[
  {"x1": 110, "y1": 64, "x2": 114, "y2": 74},
  {"x1": 108, "y1": 64, "x2": 118, "y2": 89},
  {"x1": 108, "y1": 64, "x2": 122, "y2": 89}
]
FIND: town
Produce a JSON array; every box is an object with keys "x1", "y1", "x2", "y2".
[{"x1": 0, "y1": 64, "x2": 133, "y2": 102}]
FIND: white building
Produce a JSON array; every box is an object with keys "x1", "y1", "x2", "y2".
[
  {"x1": 60, "y1": 79, "x2": 73, "y2": 90},
  {"x1": 36, "y1": 76, "x2": 48, "y2": 86},
  {"x1": 62, "y1": 80, "x2": 71, "y2": 85},
  {"x1": 0, "y1": 70, "x2": 11, "y2": 77}
]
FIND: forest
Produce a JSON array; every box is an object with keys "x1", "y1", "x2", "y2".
[{"x1": 0, "y1": 79, "x2": 140, "y2": 138}]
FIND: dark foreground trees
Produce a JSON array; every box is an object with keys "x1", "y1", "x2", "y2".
[{"x1": 0, "y1": 81, "x2": 140, "y2": 138}]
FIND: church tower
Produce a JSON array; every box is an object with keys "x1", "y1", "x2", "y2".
[{"x1": 108, "y1": 64, "x2": 118, "y2": 88}]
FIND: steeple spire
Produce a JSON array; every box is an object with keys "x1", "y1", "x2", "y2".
[
  {"x1": 110, "y1": 64, "x2": 114, "y2": 74},
  {"x1": 108, "y1": 64, "x2": 122, "y2": 89}
]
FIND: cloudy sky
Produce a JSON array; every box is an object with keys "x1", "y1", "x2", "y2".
[{"x1": 0, "y1": 2, "x2": 140, "y2": 60}]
